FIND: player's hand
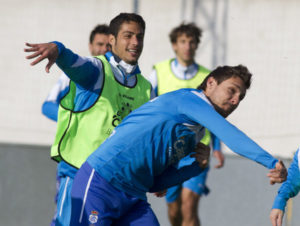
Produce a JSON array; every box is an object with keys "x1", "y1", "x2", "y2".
[
  {"x1": 24, "y1": 42, "x2": 59, "y2": 73},
  {"x1": 153, "y1": 190, "x2": 167, "y2": 198},
  {"x1": 191, "y1": 143, "x2": 210, "y2": 168},
  {"x1": 270, "y1": 208, "x2": 284, "y2": 226},
  {"x1": 213, "y1": 150, "x2": 225, "y2": 168},
  {"x1": 267, "y1": 160, "x2": 287, "y2": 185}
]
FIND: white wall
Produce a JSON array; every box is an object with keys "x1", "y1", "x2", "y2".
[{"x1": 1, "y1": 0, "x2": 299, "y2": 158}]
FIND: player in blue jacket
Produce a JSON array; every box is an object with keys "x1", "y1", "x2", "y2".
[
  {"x1": 70, "y1": 65, "x2": 287, "y2": 226},
  {"x1": 270, "y1": 147, "x2": 300, "y2": 226},
  {"x1": 26, "y1": 14, "x2": 154, "y2": 226}
]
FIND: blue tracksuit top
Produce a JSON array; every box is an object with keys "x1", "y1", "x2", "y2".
[
  {"x1": 87, "y1": 89, "x2": 278, "y2": 200},
  {"x1": 272, "y1": 148, "x2": 300, "y2": 211}
]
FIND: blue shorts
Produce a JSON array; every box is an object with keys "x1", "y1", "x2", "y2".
[
  {"x1": 71, "y1": 162, "x2": 160, "y2": 226},
  {"x1": 166, "y1": 166, "x2": 210, "y2": 203}
]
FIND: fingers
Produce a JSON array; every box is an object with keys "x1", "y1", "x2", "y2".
[
  {"x1": 277, "y1": 215, "x2": 282, "y2": 226},
  {"x1": 201, "y1": 159, "x2": 208, "y2": 168},
  {"x1": 268, "y1": 173, "x2": 285, "y2": 184},
  {"x1": 267, "y1": 159, "x2": 287, "y2": 185},
  {"x1": 192, "y1": 142, "x2": 211, "y2": 168},
  {"x1": 214, "y1": 162, "x2": 223, "y2": 168},
  {"x1": 24, "y1": 43, "x2": 39, "y2": 52},
  {"x1": 270, "y1": 209, "x2": 283, "y2": 226},
  {"x1": 24, "y1": 42, "x2": 58, "y2": 71},
  {"x1": 270, "y1": 216, "x2": 277, "y2": 226},
  {"x1": 191, "y1": 153, "x2": 209, "y2": 168},
  {"x1": 30, "y1": 54, "x2": 47, "y2": 66},
  {"x1": 24, "y1": 43, "x2": 43, "y2": 61},
  {"x1": 277, "y1": 160, "x2": 286, "y2": 170},
  {"x1": 46, "y1": 61, "x2": 55, "y2": 73},
  {"x1": 213, "y1": 151, "x2": 225, "y2": 168},
  {"x1": 24, "y1": 42, "x2": 45, "y2": 64},
  {"x1": 25, "y1": 42, "x2": 38, "y2": 48},
  {"x1": 196, "y1": 142, "x2": 210, "y2": 152},
  {"x1": 26, "y1": 51, "x2": 43, "y2": 60},
  {"x1": 153, "y1": 190, "x2": 167, "y2": 197}
]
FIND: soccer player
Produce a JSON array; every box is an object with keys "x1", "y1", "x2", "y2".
[
  {"x1": 70, "y1": 65, "x2": 287, "y2": 226},
  {"x1": 270, "y1": 146, "x2": 300, "y2": 226},
  {"x1": 41, "y1": 24, "x2": 110, "y2": 226},
  {"x1": 148, "y1": 23, "x2": 223, "y2": 226},
  {"x1": 25, "y1": 13, "x2": 154, "y2": 226}
]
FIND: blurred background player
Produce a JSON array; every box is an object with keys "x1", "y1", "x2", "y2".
[
  {"x1": 270, "y1": 146, "x2": 300, "y2": 226},
  {"x1": 148, "y1": 23, "x2": 224, "y2": 226},
  {"x1": 41, "y1": 24, "x2": 110, "y2": 226},
  {"x1": 26, "y1": 13, "x2": 154, "y2": 226}
]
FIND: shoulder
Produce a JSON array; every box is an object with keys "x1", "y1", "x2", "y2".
[{"x1": 197, "y1": 64, "x2": 211, "y2": 73}]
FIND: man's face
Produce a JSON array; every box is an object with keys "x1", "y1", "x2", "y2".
[
  {"x1": 109, "y1": 21, "x2": 144, "y2": 65},
  {"x1": 204, "y1": 76, "x2": 247, "y2": 118},
  {"x1": 172, "y1": 34, "x2": 198, "y2": 66},
  {"x1": 89, "y1": 33, "x2": 110, "y2": 56}
]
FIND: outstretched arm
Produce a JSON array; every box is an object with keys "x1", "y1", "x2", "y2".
[
  {"x1": 25, "y1": 42, "x2": 101, "y2": 90},
  {"x1": 178, "y1": 91, "x2": 287, "y2": 184}
]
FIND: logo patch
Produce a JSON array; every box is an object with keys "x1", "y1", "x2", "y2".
[{"x1": 89, "y1": 210, "x2": 99, "y2": 224}]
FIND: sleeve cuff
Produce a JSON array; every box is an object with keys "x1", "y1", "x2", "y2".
[
  {"x1": 272, "y1": 195, "x2": 288, "y2": 211},
  {"x1": 50, "y1": 41, "x2": 65, "y2": 56}
]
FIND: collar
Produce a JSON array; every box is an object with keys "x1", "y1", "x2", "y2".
[
  {"x1": 191, "y1": 90, "x2": 213, "y2": 107},
  {"x1": 105, "y1": 51, "x2": 141, "y2": 75},
  {"x1": 174, "y1": 58, "x2": 199, "y2": 72}
]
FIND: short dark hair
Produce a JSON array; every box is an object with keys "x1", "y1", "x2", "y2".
[
  {"x1": 198, "y1": 65, "x2": 252, "y2": 90},
  {"x1": 89, "y1": 24, "x2": 109, "y2": 44},
  {"x1": 109, "y1": 13, "x2": 145, "y2": 37},
  {"x1": 169, "y1": 23, "x2": 202, "y2": 45}
]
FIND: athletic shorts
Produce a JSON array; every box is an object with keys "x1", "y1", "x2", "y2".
[
  {"x1": 70, "y1": 162, "x2": 160, "y2": 226},
  {"x1": 165, "y1": 166, "x2": 210, "y2": 203}
]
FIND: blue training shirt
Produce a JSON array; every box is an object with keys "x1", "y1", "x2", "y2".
[{"x1": 87, "y1": 89, "x2": 278, "y2": 201}]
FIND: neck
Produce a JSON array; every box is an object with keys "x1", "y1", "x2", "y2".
[
  {"x1": 112, "y1": 51, "x2": 137, "y2": 66},
  {"x1": 176, "y1": 57, "x2": 194, "y2": 67}
]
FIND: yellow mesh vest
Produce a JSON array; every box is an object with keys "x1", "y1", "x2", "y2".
[
  {"x1": 154, "y1": 59, "x2": 211, "y2": 145},
  {"x1": 51, "y1": 55, "x2": 151, "y2": 168},
  {"x1": 154, "y1": 59, "x2": 210, "y2": 96}
]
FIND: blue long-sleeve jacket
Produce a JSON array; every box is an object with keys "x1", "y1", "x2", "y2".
[
  {"x1": 87, "y1": 89, "x2": 278, "y2": 200},
  {"x1": 272, "y1": 148, "x2": 300, "y2": 211}
]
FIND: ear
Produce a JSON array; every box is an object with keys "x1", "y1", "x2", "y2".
[
  {"x1": 171, "y1": 42, "x2": 178, "y2": 53},
  {"x1": 109, "y1": 34, "x2": 116, "y2": 47},
  {"x1": 206, "y1": 77, "x2": 216, "y2": 88},
  {"x1": 205, "y1": 77, "x2": 217, "y2": 94},
  {"x1": 88, "y1": 43, "x2": 92, "y2": 53}
]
